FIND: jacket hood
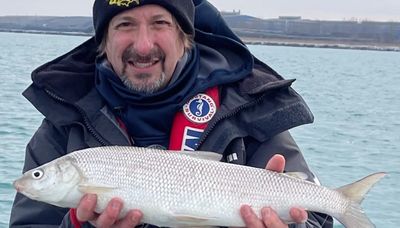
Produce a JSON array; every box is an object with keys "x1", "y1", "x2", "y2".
[{"x1": 29, "y1": 37, "x2": 97, "y2": 103}]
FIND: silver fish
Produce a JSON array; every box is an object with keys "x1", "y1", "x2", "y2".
[{"x1": 13, "y1": 146, "x2": 385, "y2": 227}]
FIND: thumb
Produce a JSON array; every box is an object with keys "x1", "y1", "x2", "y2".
[{"x1": 266, "y1": 154, "x2": 285, "y2": 173}]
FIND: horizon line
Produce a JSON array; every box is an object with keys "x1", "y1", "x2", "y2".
[{"x1": 1, "y1": 14, "x2": 400, "y2": 23}]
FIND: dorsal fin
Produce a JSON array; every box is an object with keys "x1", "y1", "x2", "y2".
[
  {"x1": 179, "y1": 151, "x2": 222, "y2": 161},
  {"x1": 284, "y1": 172, "x2": 309, "y2": 180}
]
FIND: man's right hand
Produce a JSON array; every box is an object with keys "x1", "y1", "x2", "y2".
[{"x1": 76, "y1": 194, "x2": 143, "y2": 227}]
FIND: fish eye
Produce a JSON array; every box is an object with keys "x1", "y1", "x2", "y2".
[{"x1": 32, "y1": 169, "x2": 44, "y2": 179}]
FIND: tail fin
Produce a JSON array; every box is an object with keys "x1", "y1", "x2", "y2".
[{"x1": 335, "y1": 172, "x2": 386, "y2": 228}]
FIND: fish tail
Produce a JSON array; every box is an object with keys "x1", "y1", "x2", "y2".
[{"x1": 335, "y1": 172, "x2": 386, "y2": 228}]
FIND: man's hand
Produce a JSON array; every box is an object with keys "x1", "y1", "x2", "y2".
[
  {"x1": 239, "y1": 154, "x2": 308, "y2": 228},
  {"x1": 76, "y1": 194, "x2": 143, "y2": 227}
]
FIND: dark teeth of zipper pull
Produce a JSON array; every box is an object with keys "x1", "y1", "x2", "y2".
[
  {"x1": 196, "y1": 94, "x2": 266, "y2": 150},
  {"x1": 45, "y1": 89, "x2": 109, "y2": 146}
]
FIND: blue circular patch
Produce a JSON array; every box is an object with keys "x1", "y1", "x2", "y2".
[
  {"x1": 189, "y1": 98, "x2": 210, "y2": 118},
  {"x1": 183, "y1": 94, "x2": 217, "y2": 124}
]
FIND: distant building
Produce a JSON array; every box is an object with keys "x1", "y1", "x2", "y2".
[
  {"x1": 221, "y1": 13, "x2": 400, "y2": 43},
  {"x1": 221, "y1": 10, "x2": 241, "y2": 16},
  {"x1": 278, "y1": 16, "x2": 302, "y2": 20}
]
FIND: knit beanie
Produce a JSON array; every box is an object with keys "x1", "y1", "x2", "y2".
[{"x1": 93, "y1": 0, "x2": 195, "y2": 45}]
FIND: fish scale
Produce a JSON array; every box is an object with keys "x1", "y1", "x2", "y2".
[
  {"x1": 64, "y1": 147, "x2": 364, "y2": 225},
  {"x1": 14, "y1": 146, "x2": 385, "y2": 227}
]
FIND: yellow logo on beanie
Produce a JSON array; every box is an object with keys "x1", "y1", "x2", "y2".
[{"x1": 108, "y1": 0, "x2": 140, "y2": 7}]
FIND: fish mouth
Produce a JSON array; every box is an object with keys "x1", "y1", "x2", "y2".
[
  {"x1": 13, "y1": 180, "x2": 22, "y2": 192},
  {"x1": 13, "y1": 180, "x2": 37, "y2": 199}
]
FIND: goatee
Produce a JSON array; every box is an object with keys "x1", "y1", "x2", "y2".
[{"x1": 120, "y1": 45, "x2": 167, "y2": 94}]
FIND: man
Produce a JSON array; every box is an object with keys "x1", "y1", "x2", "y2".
[{"x1": 10, "y1": 0, "x2": 333, "y2": 227}]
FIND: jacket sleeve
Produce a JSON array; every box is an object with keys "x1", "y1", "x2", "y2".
[
  {"x1": 9, "y1": 119, "x2": 93, "y2": 228},
  {"x1": 246, "y1": 131, "x2": 334, "y2": 228}
]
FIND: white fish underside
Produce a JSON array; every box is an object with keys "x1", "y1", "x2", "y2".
[{"x1": 15, "y1": 146, "x2": 385, "y2": 227}]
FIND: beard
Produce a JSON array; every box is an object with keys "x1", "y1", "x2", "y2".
[
  {"x1": 120, "y1": 45, "x2": 167, "y2": 94},
  {"x1": 120, "y1": 71, "x2": 167, "y2": 95}
]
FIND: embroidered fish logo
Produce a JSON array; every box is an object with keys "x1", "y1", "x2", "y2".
[{"x1": 108, "y1": 0, "x2": 140, "y2": 7}]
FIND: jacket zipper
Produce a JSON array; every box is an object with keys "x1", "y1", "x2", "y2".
[
  {"x1": 196, "y1": 93, "x2": 268, "y2": 150},
  {"x1": 44, "y1": 89, "x2": 110, "y2": 146}
]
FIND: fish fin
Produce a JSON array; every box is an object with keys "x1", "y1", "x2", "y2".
[
  {"x1": 174, "y1": 214, "x2": 213, "y2": 223},
  {"x1": 336, "y1": 172, "x2": 386, "y2": 204},
  {"x1": 283, "y1": 172, "x2": 309, "y2": 180},
  {"x1": 78, "y1": 183, "x2": 116, "y2": 194},
  {"x1": 175, "y1": 226, "x2": 218, "y2": 228},
  {"x1": 335, "y1": 172, "x2": 386, "y2": 228},
  {"x1": 180, "y1": 151, "x2": 222, "y2": 161}
]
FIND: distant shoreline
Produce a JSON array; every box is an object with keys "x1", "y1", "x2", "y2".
[
  {"x1": 241, "y1": 36, "x2": 400, "y2": 52},
  {"x1": 0, "y1": 28, "x2": 91, "y2": 37},
  {"x1": 1, "y1": 29, "x2": 399, "y2": 52}
]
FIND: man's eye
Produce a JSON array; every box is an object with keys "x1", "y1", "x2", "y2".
[
  {"x1": 154, "y1": 20, "x2": 171, "y2": 26},
  {"x1": 116, "y1": 22, "x2": 133, "y2": 29}
]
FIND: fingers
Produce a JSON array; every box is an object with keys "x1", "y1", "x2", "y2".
[
  {"x1": 241, "y1": 205, "x2": 298, "y2": 228},
  {"x1": 289, "y1": 207, "x2": 308, "y2": 224},
  {"x1": 76, "y1": 194, "x2": 143, "y2": 228},
  {"x1": 95, "y1": 198, "x2": 124, "y2": 227},
  {"x1": 266, "y1": 154, "x2": 286, "y2": 173},
  {"x1": 240, "y1": 205, "x2": 265, "y2": 228},
  {"x1": 113, "y1": 209, "x2": 143, "y2": 228},
  {"x1": 241, "y1": 155, "x2": 306, "y2": 228},
  {"x1": 260, "y1": 207, "x2": 287, "y2": 228},
  {"x1": 76, "y1": 194, "x2": 98, "y2": 222},
  {"x1": 240, "y1": 205, "x2": 288, "y2": 228}
]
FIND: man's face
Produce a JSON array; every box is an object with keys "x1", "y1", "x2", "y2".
[{"x1": 105, "y1": 4, "x2": 185, "y2": 94}]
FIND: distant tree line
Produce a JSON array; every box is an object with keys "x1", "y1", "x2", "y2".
[{"x1": 0, "y1": 16, "x2": 93, "y2": 34}]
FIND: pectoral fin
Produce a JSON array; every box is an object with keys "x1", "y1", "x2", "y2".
[
  {"x1": 78, "y1": 183, "x2": 116, "y2": 194},
  {"x1": 174, "y1": 214, "x2": 211, "y2": 223},
  {"x1": 175, "y1": 226, "x2": 218, "y2": 228},
  {"x1": 172, "y1": 212, "x2": 220, "y2": 227}
]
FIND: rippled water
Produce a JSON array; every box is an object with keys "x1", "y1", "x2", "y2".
[
  {"x1": 0, "y1": 32, "x2": 399, "y2": 227},
  {"x1": 250, "y1": 46, "x2": 400, "y2": 227},
  {"x1": 0, "y1": 32, "x2": 89, "y2": 227}
]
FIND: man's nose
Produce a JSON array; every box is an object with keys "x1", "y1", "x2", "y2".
[{"x1": 133, "y1": 27, "x2": 154, "y2": 56}]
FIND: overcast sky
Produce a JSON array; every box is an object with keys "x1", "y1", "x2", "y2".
[{"x1": 1, "y1": 0, "x2": 400, "y2": 22}]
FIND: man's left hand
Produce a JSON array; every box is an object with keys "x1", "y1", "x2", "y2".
[{"x1": 238, "y1": 154, "x2": 308, "y2": 228}]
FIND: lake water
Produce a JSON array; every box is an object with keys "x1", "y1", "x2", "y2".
[{"x1": 0, "y1": 32, "x2": 399, "y2": 227}]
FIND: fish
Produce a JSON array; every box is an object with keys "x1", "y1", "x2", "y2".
[{"x1": 13, "y1": 146, "x2": 385, "y2": 227}]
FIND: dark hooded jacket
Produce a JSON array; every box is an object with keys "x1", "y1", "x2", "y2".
[{"x1": 9, "y1": 0, "x2": 333, "y2": 227}]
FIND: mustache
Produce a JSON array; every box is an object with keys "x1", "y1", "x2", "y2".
[{"x1": 122, "y1": 46, "x2": 165, "y2": 64}]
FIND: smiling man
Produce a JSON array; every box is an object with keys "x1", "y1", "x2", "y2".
[
  {"x1": 10, "y1": 0, "x2": 332, "y2": 228},
  {"x1": 102, "y1": 5, "x2": 187, "y2": 93}
]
